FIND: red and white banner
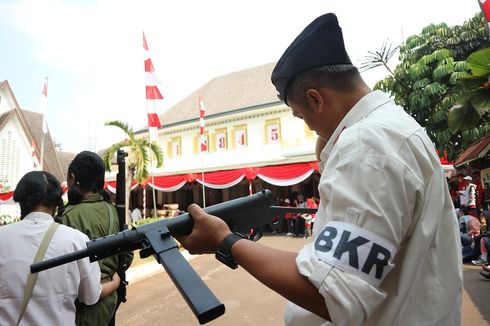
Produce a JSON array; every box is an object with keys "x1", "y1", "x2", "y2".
[
  {"x1": 31, "y1": 139, "x2": 37, "y2": 168},
  {"x1": 480, "y1": 0, "x2": 490, "y2": 35},
  {"x1": 199, "y1": 97, "x2": 207, "y2": 152},
  {"x1": 40, "y1": 77, "x2": 48, "y2": 134},
  {"x1": 143, "y1": 31, "x2": 163, "y2": 140}
]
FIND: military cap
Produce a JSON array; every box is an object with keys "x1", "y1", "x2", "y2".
[{"x1": 271, "y1": 13, "x2": 352, "y2": 105}]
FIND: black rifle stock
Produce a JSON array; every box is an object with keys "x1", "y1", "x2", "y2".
[
  {"x1": 31, "y1": 189, "x2": 317, "y2": 324},
  {"x1": 115, "y1": 150, "x2": 129, "y2": 306}
]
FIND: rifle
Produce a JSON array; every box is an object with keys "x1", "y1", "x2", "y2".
[
  {"x1": 31, "y1": 189, "x2": 317, "y2": 324},
  {"x1": 114, "y1": 150, "x2": 130, "y2": 306}
]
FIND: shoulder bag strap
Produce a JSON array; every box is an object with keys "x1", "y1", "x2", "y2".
[
  {"x1": 17, "y1": 222, "x2": 60, "y2": 326},
  {"x1": 96, "y1": 202, "x2": 115, "y2": 269},
  {"x1": 105, "y1": 202, "x2": 114, "y2": 235}
]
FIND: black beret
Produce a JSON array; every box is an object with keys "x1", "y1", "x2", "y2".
[
  {"x1": 271, "y1": 13, "x2": 352, "y2": 105},
  {"x1": 68, "y1": 151, "x2": 106, "y2": 191}
]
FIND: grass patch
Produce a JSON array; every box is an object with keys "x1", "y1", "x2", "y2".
[{"x1": 129, "y1": 250, "x2": 156, "y2": 268}]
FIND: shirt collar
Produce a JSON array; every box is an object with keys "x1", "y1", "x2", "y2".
[
  {"x1": 320, "y1": 90, "x2": 393, "y2": 163},
  {"x1": 81, "y1": 193, "x2": 104, "y2": 203},
  {"x1": 23, "y1": 211, "x2": 54, "y2": 223}
]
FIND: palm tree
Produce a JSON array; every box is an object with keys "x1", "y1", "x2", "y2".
[{"x1": 102, "y1": 120, "x2": 163, "y2": 224}]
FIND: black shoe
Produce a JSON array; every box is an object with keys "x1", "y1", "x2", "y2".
[{"x1": 480, "y1": 270, "x2": 490, "y2": 279}]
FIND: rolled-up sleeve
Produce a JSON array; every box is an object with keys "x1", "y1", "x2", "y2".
[
  {"x1": 299, "y1": 133, "x2": 424, "y2": 325},
  {"x1": 297, "y1": 243, "x2": 386, "y2": 326}
]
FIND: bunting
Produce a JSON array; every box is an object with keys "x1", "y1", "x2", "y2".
[{"x1": 143, "y1": 31, "x2": 163, "y2": 141}]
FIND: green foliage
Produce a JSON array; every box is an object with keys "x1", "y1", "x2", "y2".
[
  {"x1": 0, "y1": 214, "x2": 19, "y2": 226},
  {"x1": 103, "y1": 120, "x2": 163, "y2": 184},
  {"x1": 362, "y1": 12, "x2": 490, "y2": 160},
  {"x1": 104, "y1": 120, "x2": 164, "y2": 224},
  {"x1": 135, "y1": 216, "x2": 162, "y2": 226},
  {"x1": 448, "y1": 48, "x2": 490, "y2": 134}
]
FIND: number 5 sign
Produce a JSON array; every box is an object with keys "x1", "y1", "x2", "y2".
[{"x1": 267, "y1": 124, "x2": 280, "y2": 143}]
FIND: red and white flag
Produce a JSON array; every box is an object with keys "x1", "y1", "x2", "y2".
[
  {"x1": 480, "y1": 0, "x2": 490, "y2": 35},
  {"x1": 31, "y1": 139, "x2": 37, "y2": 168},
  {"x1": 143, "y1": 32, "x2": 163, "y2": 141},
  {"x1": 199, "y1": 97, "x2": 207, "y2": 152},
  {"x1": 40, "y1": 77, "x2": 48, "y2": 134}
]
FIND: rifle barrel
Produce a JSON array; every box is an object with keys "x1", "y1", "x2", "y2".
[{"x1": 31, "y1": 248, "x2": 90, "y2": 273}]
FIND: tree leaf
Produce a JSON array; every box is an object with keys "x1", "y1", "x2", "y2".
[
  {"x1": 457, "y1": 75, "x2": 488, "y2": 90},
  {"x1": 471, "y1": 88, "x2": 490, "y2": 113},
  {"x1": 466, "y1": 48, "x2": 490, "y2": 77},
  {"x1": 448, "y1": 104, "x2": 481, "y2": 132}
]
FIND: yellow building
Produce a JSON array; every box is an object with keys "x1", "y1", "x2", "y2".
[{"x1": 127, "y1": 63, "x2": 319, "y2": 210}]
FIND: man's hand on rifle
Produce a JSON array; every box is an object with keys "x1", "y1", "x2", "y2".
[{"x1": 176, "y1": 204, "x2": 232, "y2": 254}]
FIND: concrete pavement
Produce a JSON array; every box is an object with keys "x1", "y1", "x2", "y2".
[{"x1": 120, "y1": 236, "x2": 489, "y2": 325}]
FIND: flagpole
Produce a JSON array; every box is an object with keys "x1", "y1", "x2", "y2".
[
  {"x1": 143, "y1": 31, "x2": 162, "y2": 218},
  {"x1": 199, "y1": 97, "x2": 206, "y2": 208},
  {"x1": 201, "y1": 139, "x2": 206, "y2": 208},
  {"x1": 40, "y1": 77, "x2": 48, "y2": 170},
  {"x1": 148, "y1": 126, "x2": 158, "y2": 218},
  {"x1": 40, "y1": 136, "x2": 45, "y2": 170}
]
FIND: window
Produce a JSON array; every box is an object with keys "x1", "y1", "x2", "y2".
[
  {"x1": 0, "y1": 131, "x2": 19, "y2": 188},
  {"x1": 167, "y1": 136, "x2": 181, "y2": 158},
  {"x1": 213, "y1": 128, "x2": 227, "y2": 152},
  {"x1": 232, "y1": 125, "x2": 248, "y2": 149},
  {"x1": 265, "y1": 119, "x2": 281, "y2": 144},
  {"x1": 194, "y1": 132, "x2": 209, "y2": 154}
]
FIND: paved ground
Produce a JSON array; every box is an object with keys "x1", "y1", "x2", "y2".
[
  {"x1": 462, "y1": 264, "x2": 490, "y2": 325},
  {"x1": 116, "y1": 235, "x2": 489, "y2": 325}
]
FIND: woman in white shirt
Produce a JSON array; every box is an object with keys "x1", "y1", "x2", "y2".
[{"x1": 0, "y1": 171, "x2": 119, "y2": 325}]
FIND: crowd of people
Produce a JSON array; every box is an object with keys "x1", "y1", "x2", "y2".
[
  {"x1": 451, "y1": 173, "x2": 490, "y2": 280},
  {"x1": 275, "y1": 193, "x2": 319, "y2": 239}
]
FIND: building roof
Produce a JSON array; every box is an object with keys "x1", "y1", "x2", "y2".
[
  {"x1": 57, "y1": 150, "x2": 77, "y2": 179},
  {"x1": 20, "y1": 109, "x2": 66, "y2": 182},
  {"x1": 0, "y1": 80, "x2": 72, "y2": 183},
  {"x1": 453, "y1": 132, "x2": 490, "y2": 168},
  {"x1": 0, "y1": 110, "x2": 13, "y2": 129},
  {"x1": 159, "y1": 62, "x2": 280, "y2": 126}
]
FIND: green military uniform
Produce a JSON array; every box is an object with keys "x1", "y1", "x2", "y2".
[{"x1": 62, "y1": 193, "x2": 119, "y2": 326}]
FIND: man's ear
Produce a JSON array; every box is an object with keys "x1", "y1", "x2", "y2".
[{"x1": 305, "y1": 89, "x2": 324, "y2": 113}]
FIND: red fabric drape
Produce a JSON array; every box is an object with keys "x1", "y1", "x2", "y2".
[
  {"x1": 106, "y1": 161, "x2": 320, "y2": 193},
  {"x1": 197, "y1": 169, "x2": 244, "y2": 185},
  {"x1": 242, "y1": 167, "x2": 260, "y2": 180},
  {"x1": 0, "y1": 192, "x2": 13, "y2": 202},
  {"x1": 259, "y1": 162, "x2": 314, "y2": 179}
]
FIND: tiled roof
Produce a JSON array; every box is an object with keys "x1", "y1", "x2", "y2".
[
  {"x1": 160, "y1": 62, "x2": 279, "y2": 126},
  {"x1": 20, "y1": 109, "x2": 66, "y2": 182},
  {"x1": 453, "y1": 132, "x2": 490, "y2": 167},
  {"x1": 57, "y1": 150, "x2": 77, "y2": 179}
]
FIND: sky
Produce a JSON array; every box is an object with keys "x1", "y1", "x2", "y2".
[{"x1": 0, "y1": 0, "x2": 483, "y2": 153}]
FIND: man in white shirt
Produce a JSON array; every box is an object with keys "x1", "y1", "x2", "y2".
[
  {"x1": 177, "y1": 13, "x2": 462, "y2": 325},
  {"x1": 131, "y1": 206, "x2": 142, "y2": 223}
]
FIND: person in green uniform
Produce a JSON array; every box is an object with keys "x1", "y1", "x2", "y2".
[{"x1": 62, "y1": 151, "x2": 120, "y2": 326}]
